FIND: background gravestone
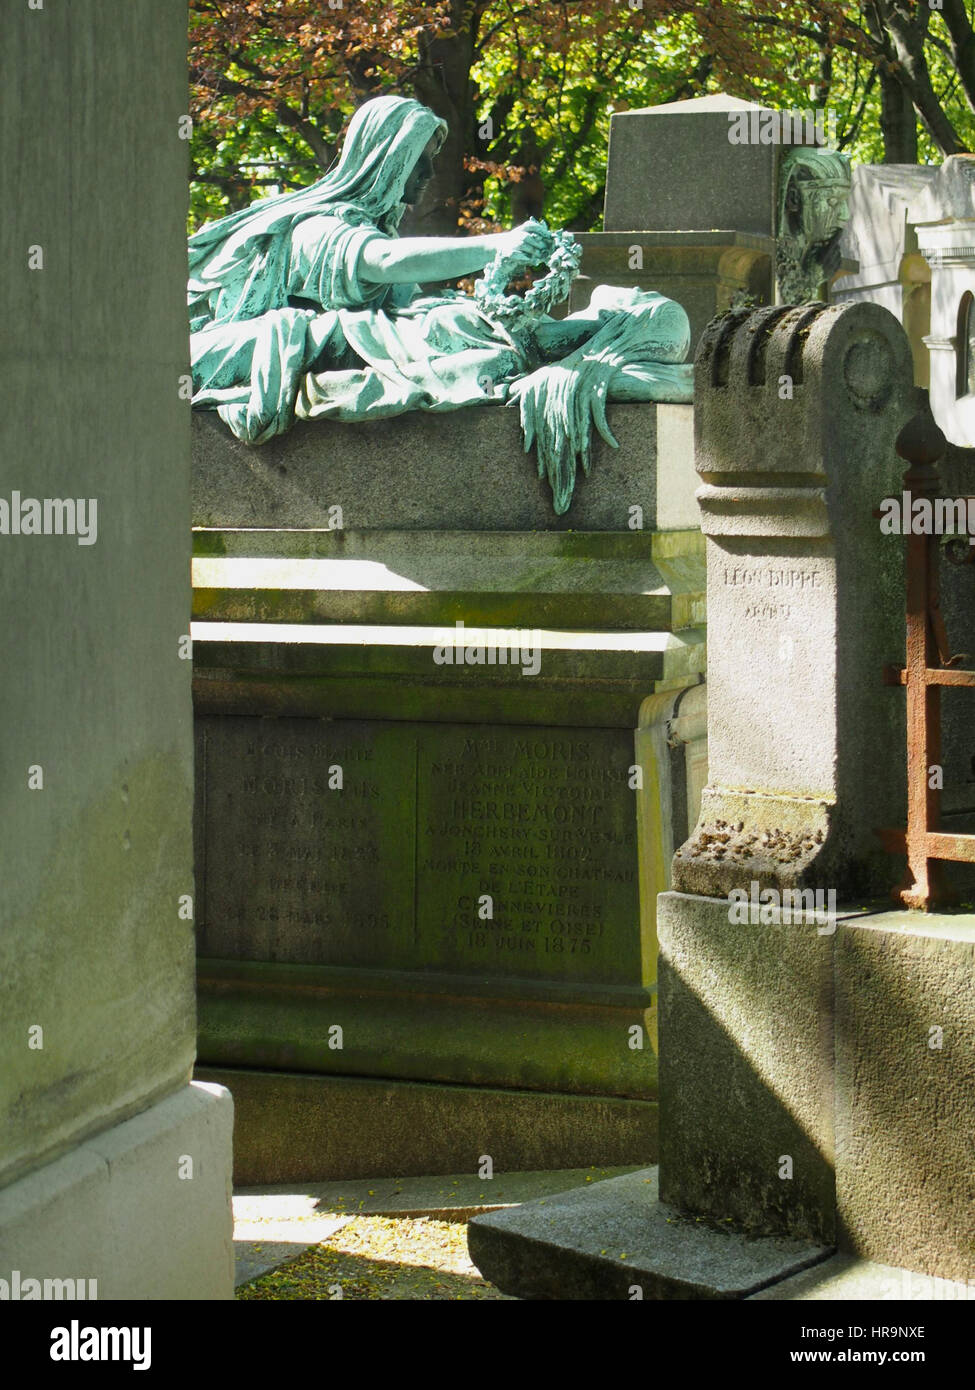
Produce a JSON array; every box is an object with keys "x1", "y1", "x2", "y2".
[
  {"x1": 603, "y1": 94, "x2": 788, "y2": 235},
  {"x1": 571, "y1": 94, "x2": 855, "y2": 354},
  {"x1": 569, "y1": 96, "x2": 788, "y2": 349}
]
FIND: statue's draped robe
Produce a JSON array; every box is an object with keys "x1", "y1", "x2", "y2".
[{"x1": 190, "y1": 211, "x2": 529, "y2": 445}]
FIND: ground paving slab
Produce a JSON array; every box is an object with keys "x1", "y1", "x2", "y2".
[{"x1": 233, "y1": 1166, "x2": 636, "y2": 1288}]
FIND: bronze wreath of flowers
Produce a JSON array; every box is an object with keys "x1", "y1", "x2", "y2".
[{"x1": 473, "y1": 218, "x2": 582, "y2": 324}]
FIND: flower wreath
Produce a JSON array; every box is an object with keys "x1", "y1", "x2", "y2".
[{"x1": 473, "y1": 219, "x2": 582, "y2": 324}]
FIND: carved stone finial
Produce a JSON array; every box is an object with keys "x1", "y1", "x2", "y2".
[{"x1": 895, "y1": 395, "x2": 947, "y2": 467}]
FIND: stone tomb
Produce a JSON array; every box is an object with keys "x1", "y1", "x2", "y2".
[
  {"x1": 834, "y1": 154, "x2": 975, "y2": 447},
  {"x1": 192, "y1": 400, "x2": 706, "y2": 1181},
  {"x1": 471, "y1": 303, "x2": 975, "y2": 1298}
]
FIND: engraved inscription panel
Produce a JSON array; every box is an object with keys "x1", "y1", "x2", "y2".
[
  {"x1": 709, "y1": 546, "x2": 835, "y2": 794},
  {"x1": 416, "y1": 725, "x2": 639, "y2": 985},
  {"x1": 196, "y1": 717, "x2": 415, "y2": 966},
  {"x1": 196, "y1": 718, "x2": 641, "y2": 984}
]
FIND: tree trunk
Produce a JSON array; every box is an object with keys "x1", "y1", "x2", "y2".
[
  {"x1": 881, "y1": 1, "x2": 966, "y2": 154},
  {"x1": 940, "y1": 0, "x2": 975, "y2": 114},
  {"x1": 405, "y1": 1, "x2": 489, "y2": 236},
  {"x1": 879, "y1": 63, "x2": 918, "y2": 162}
]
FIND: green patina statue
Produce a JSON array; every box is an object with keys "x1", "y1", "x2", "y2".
[
  {"x1": 776, "y1": 147, "x2": 851, "y2": 304},
  {"x1": 188, "y1": 94, "x2": 693, "y2": 514}
]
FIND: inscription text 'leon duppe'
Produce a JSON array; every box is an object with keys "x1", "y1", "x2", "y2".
[
  {"x1": 723, "y1": 566, "x2": 823, "y2": 621},
  {"x1": 722, "y1": 566, "x2": 824, "y2": 590}
]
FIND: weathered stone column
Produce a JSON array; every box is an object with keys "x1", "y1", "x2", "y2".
[{"x1": 0, "y1": 0, "x2": 233, "y2": 1297}]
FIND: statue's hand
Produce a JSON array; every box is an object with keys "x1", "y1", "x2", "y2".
[{"x1": 495, "y1": 221, "x2": 554, "y2": 269}]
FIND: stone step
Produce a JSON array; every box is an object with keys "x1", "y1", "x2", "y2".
[
  {"x1": 748, "y1": 1253, "x2": 975, "y2": 1301},
  {"x1": 191, "y1": 620, "x2": 706, "y2": 725},
  {"x1": 191, "y1": 528, "x2": 705, "y2": 631},
  {"x1": 467, "y1": 1166, "x2": 832, "y2": 1299},
  {"x1": 196, "y1": 1068, "x2": 659, "y2": 1185}
]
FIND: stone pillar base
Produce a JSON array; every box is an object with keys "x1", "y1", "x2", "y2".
[
  {"x1": 468, "y1": 1168, "x2": 831, "y2": 1299},
  {"x1": 0, "y1": 1082, "x2": 234, "y2": 1301},
  {"x1": 657, "y1": 890, "x2": 837, "y2": 1243},
  {"x1": 836, "y1": 912, "x2": 975, "y2": 1282},
  {"x1": 468, "y1": 1167, "x2": 975, "y2": 1300}
]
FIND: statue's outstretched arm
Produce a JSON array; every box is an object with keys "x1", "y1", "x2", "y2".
[{"x1": 359, "y1": 223, "x2": 552, "y2": 286}]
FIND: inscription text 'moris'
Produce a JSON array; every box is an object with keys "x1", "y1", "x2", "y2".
[{"x1": 461, "y1": 737, "x2": 592, "y2": 760}]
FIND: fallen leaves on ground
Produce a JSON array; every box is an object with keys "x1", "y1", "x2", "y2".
[{"x1": 237, "y1": 1215, "x2": 511, "y2": 1301}]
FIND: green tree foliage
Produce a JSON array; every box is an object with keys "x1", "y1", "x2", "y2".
[{"x1": 188, "y1": 1, "x2": 975, "y2": 235}]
